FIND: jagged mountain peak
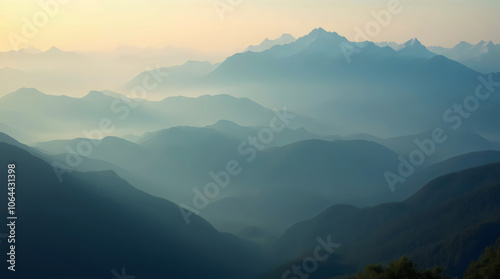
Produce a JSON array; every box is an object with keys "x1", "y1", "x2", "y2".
[{"x1": 403, "y1": 38, "x2": 424, "y2": 48}]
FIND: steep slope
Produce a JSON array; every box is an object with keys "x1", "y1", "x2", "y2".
[
  {"x1": 36, "y1": 127, "x2": 245, "y2": 202},
  {"x1": 272, "y1": 162, "x2": 500, "y2": 278},
  {"x1": 0, "y1": 142, "x2": 266, "y2": 279}
]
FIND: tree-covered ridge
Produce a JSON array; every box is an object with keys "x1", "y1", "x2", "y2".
[
  {"x1": 352, "y1": 240, "x2": 500, "y2": 279},
  {"x1": 464, "y1": 238, "x2": 500, "y2": 279},
  {"x1": 351, "y1": 256, "x2": 450, "y2": 279}
]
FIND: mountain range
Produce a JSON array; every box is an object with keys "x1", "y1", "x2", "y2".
[
  {"x1": 0, "y1": 88, "x2": 332, "y2": 142},
  {"x1": 2, "y1": 132, "x2": 500, "y2": 278},
  {"x1": 31, "y1": 123, "x2": 500, "y2": 239},
  {"x1": 125, "y1": 28, "x2": 500, "y2": 138},
  {"x1": 429, "y1": 40, "x2": 500, "y2": 74},
  {"x1": 2, "y1": 26, "x2": 500, "y2": 279},
  {"x1": 0, "y1": 45, "x2": 228, "y2": 97},
  {"x1": 376, "y1": 39, "x2": 500, "y2": 74}
]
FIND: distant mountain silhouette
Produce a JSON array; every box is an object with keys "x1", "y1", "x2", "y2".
[
  {"x1": 0, "y1": 44, "x2": 227, "y2": 96},
  {"x1": 243, "y1": 34, "x2": 296, "y2": 53},
  {"x1": 207, "y1": 119, "x2": 322, "y2": 147},
  {"x1": 125, "y1": 60, "x2": 219, "y2": 94},
  {"x1": 397, "y1": 38, "x2": 436, "y2": 59},
  {"x1": 126, "y1": 28, "x2": 500, "y2": 138},
  {"x1": 429, "y1": 40, "x2": 500, "y2": 73},
  {"x1": 0, "y1": 88, "x2": 332, "y2": 141}
]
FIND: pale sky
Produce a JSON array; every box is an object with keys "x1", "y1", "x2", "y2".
[{"x1": 0, "y1": 0, "x2": 498, "y2": 52}]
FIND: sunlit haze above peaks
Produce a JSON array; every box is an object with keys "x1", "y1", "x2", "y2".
[{"x1": 0, "y1": 0, "x2": 498, "y2": 52}]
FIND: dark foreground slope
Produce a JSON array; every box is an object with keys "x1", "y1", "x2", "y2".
[
  {"x1": 271, "y1": 162, "x2": 500, "y2": 278},
  {"x1": 0, "y1": 142, "x2": 266, "y2": 279}
]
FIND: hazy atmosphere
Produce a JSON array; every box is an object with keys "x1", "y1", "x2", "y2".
[
  {"x1": 1, "y1": 1, "x2": 500, "y2": 279},
  {"x1": 2, "y1": 0, "x2": 499, "y2": 52}
]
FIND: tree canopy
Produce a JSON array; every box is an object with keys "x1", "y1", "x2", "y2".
[
  {"x1": 352, "y1": 256, "x2": 449, "y2": 279},
  {"x1": 464, "y1": 245, "x2": 500, "y2": 279}
]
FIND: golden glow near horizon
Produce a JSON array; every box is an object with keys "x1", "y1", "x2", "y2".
[{"x1": 0, "y1": 0, "x2": 498, "y2": 52}]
